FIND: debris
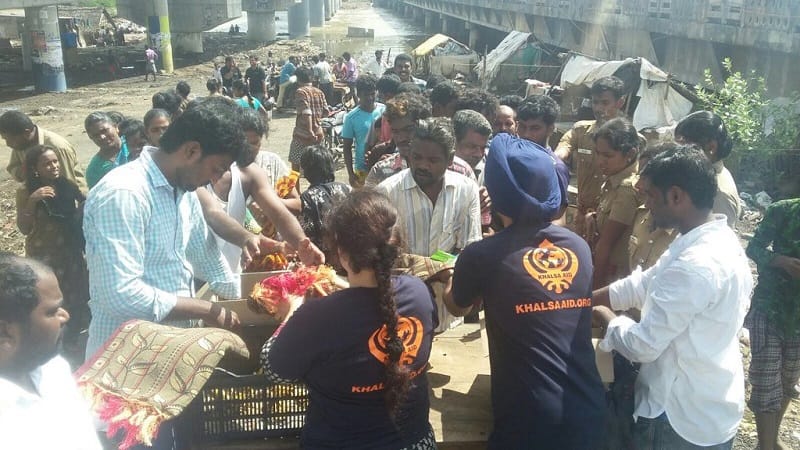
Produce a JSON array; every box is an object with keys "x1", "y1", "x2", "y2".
[
  {"x1": 755, "y1": 191, "x2": 773, "y2": 209},
  {"x1": 30, "y1": 106, "x2": 56, "y2": 116}
]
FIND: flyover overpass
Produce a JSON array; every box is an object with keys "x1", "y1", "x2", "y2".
[
  {"x1": 385, "y1": 0, "x2": 800, "y2": 96},
  {"x1": 9, "y1": 0, "x2": 343, "y2": 92}
]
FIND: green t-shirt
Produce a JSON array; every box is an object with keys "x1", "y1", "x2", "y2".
[{"x1": 86, "y1": 154, "x2": 117, "y2": 189}]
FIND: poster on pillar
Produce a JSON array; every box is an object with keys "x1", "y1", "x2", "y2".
[
  {"x1": 148, "y1": 16, "x2": 171, "y2": 54},
  {"x1": 30, "y1": 31, "x2": 64, "y2": 74}
]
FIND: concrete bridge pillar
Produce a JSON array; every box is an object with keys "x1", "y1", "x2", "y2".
[
  {"x1": 424, "y1": 11, "x2": 434, "y2": 29},
  {"x1": 309, "y1": 0, "x2": 324, "y2": 27},
  {"x1": 468, "y1": 24, "x2": 479, "y2": 49},
  {"x1": 19, "y1": 21, "x2": 32, "y2": 71},
  {"x1": 243, "y1": 0, "x2": 277, "y2": 43},
  {"x1": 24, "y1": 5, "x2": 66, "y2": 92},
  {"x1": 288, "y1": 0, "x2": 310, "y2": 39},
  {"x1": 441, "y1": 14, "x2": 450, "y2": 34},
  {"x1": 145, "y1": 0, "x2": 173, "y2": 73},
  {"x1": 324, "y1": 0, "x2": 332, "y2": 21}
]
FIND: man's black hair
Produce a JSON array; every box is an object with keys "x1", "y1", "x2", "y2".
[
  {"x1": 640, "y1": 144, "x2": 717, "y2": 210},
  {"x1": 206, "y1": 78, "x2": 220, "y2": 93},
  {"x1": 517, "y1": 95, "x2": 560, "y2": 126},
  {"x1": 499, "y1": 94, "x2": 524, "y2": 111},
  {"x1": 159, "y1": 96, "x2": 248, "y2": 166},
  {"x1": 590, "y1": 76, "x2": 625, "y2": 100},
  {"x1": 239, "y1": 106, "x2": 268, "y2": 137},
  {"x1": 398, "y1": 82, "x2": 422, "y2": 95},
  {"x1": 175, "y1": 80, "x2": 191, "y2": 99},
  {"x1": 640, "y1": 141, "x2": 679, "y2": 165},
  {"x1": 675, "y1": 110, "x2": 734, "y2": 159},
  {"x1": 425, "y1": 74, "x2": 447, "y2": 92},
  {"x1": 377, "y1": 74, "x2": 401, "y2": 95},
  {"x1": 151, "y1": 90, "x2": 183, "y2": 117},
  {"x1": 295, "y1": 66, "x2": 314, "y2": 84},
  {"x1": 0, "y1": 110, "x2": 34, "y2": 135},
  {"x1": 356, "y1": 73, "x2": 378, "y2": 94},
  {"x1": 0, "y1": 253, "x2": 49, "y2": 324},
  {"x1": 394, "y1": 53, "x2": 413, "y2": 66},
  {"x1": 430, "y1": 81, "x2": 459, "y2": 108},
  {"x1": 455, "y1": 88, "x2": 499, "y2": 123},
  {"x1": 300, "y1": 144, "x2": 336, "y2": 185},
  {"x1": 413, "y1": 117, "x2": 455, "y2": 160}
]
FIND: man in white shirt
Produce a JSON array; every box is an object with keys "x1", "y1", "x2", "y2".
[
  {"x1": 0, "y1": 254, "x2": 101, "y2": 450},
  {"x1": 593, "y1": 145, "x2": 753, "y2": 449},
  {"x1": 377, "y1": 117, "x2": 481, "y2": 331},
  {"x1": 364, "y1": 49, "x2": 389, "y2": 76}
]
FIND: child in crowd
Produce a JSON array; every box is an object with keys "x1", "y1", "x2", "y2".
[
  {"x1": 118, "y1": 118, "x2": 146, "y2": 160},
  {"x1": 298, "y1": 144, "x2": 351, "y2": 253}
]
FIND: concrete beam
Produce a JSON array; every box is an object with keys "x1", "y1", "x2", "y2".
[{"x1": 288, "y1": 0, "x2": 310, "y2": 39}]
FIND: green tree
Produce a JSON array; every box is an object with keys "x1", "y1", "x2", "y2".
[
  {"x1": 78, "y1": 0, "x2": 116, "y2": 7},
  {"x1": 695, "y1": 58, "x2": 799, "y2": 150},
  {"x1": 694, "y1": 58, "x2": 766, "y2": 150}
]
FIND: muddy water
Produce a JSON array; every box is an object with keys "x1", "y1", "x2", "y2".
[{"x1": 210, "y1": 4, "x2": 427, "y2": 69}]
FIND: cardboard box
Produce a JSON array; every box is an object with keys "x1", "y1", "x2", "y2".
[
  {"x1": 592, "y1": 328, "x2": 615, "y2": 383},
  {"x1": 197, "y1": 271, "x2": 288, "y2": 374},
  {"x1": 196, "y1": 271, "x2": 288, "y2": 326}
]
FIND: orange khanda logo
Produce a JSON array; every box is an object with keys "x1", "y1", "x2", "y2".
[
  {"x1": 522, "y1": 240, "x2": 579, "y2": 294},
  {"x1": 368, "y1": 316, "x2": 424, "y2": 366}
]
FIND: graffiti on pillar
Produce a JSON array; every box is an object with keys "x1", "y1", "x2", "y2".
[
  {"x1": 30, "y1": 31, "x2": 64, "y2": 75},
  {"x1": 148, "y1": 16, "x2": 171, "y2": 52}
]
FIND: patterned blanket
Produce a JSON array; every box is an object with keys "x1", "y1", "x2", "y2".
[{"x1": 75, "y1": 320, "x2": 249, "y2": 450}]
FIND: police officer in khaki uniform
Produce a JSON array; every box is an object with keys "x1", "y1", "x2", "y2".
[
  {"x1": 628, "y1": 143, "x2": 679, "y2": 272},
  {"x1": 556, "y1": 76, "x2": 627, "y2": 239}
]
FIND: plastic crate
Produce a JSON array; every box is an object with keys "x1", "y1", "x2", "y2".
[{"x1": 193, "y1": 369, "x2": 309, "y2": 442}]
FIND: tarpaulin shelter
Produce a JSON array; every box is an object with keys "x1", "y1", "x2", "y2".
[
  {"x1": 560, "y1": 53, "x2": 694, "y2": 130},
  {"x1": 412, "y1": 33, "x2": 477, "y2": 78},
  {"x1": 474, "y1": 31, "x2": 559, "y2": 92}
]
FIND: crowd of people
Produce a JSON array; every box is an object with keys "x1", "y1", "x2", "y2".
[{"x1": 0, "y1": 48, "x2": 798, "y2": 450}]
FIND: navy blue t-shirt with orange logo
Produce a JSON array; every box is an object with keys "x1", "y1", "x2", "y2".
[
  {"x1": 267, "y1": 275, "x2": 436, "y2": 450},
  {"x1": 453, "y1": 223, "x2": 606, "y2": 449}
]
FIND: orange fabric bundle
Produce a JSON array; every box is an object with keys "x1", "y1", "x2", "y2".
[{"x1": 249, "y1": 265, "x2": 339, "y2": 315}]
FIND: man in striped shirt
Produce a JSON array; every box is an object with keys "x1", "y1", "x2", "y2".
[
  {"x1": 82, "y1": 97, "x2": 246, "y2": 358},
  {"x1": 377, "y1": 117, "x2": 481, "y2": 331}
]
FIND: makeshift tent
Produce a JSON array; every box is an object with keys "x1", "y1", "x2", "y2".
[
  {"x1": 412, "y1": 34, "x2": 478, "y2": 78},
  {"x1": 475, "y1": 31, "x2": 552, "y2": 91},
  {"x1": 560, "y1": 53, "x2": 693, "y2": 130}
]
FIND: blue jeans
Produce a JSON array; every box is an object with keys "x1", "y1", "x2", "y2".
[{"x1": 633, "y1": 413, "x2": 733, "y2": 450}]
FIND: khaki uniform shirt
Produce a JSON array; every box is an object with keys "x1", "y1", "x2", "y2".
[
  {"x1": 595, "y1": 162, "x2": 639, "y2": 279},
  {"x1": 713, "y1": 161, "x2": 741, "y2": 229},
  {"x1": 556, "y1": 120, "x2": 603, "y2": 214},
  {"x1": 7, "y1": 127, "x2": 88, "y2": 194},
  {"x1": 628, "y1": 207, "x2": 677, "y2": 272}
]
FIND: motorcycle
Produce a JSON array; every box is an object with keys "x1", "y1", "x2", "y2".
[{"x1": 321, "y1": 104, "x2": 349, "y2": 162}]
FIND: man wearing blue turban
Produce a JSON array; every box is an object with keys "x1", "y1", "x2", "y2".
[{"x1": 442, "y1": 134, "x2": 606, "y2": 449}]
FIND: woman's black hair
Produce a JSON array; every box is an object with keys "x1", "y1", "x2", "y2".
[
  {"x1": 593, "y1": 117, "x2": 640, "y2": 157},
  {"x1": 119, "y1": 118, "x2": 145, "y2": 141},
  {"x1": 300, "y1": 145, "x2": 335, "y2": 185},
  {"x1": 233, "y1": 79, "x2": 255, "y2": 109},
  {"x1": 23, "y1": 145, "x2": 82, "y2": 219},
  {"x1": 151, "y1": 90, "x2": 183, "y2": 117},
  {"x1": 675, "y1": 110, "x2": 734, "y2": 160},
  {"x1": 143, "y1": 108, "x2": 170, "y2": 129},
  {"x1": 326, "y1": 190, "x2": 408, "y2": 420}
]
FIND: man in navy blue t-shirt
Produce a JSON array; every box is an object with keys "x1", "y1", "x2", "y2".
[{"x1": 443, "y1": 134, "x2": 606, "y2": 449}]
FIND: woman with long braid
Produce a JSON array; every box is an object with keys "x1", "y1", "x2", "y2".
[{"x1": 262, "y1": 190, "x2": 438, "y2": 449}]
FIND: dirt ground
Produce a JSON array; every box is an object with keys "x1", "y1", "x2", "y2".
[{"x1": 0, "y1": 25, "x2": 799, "y2": 450}]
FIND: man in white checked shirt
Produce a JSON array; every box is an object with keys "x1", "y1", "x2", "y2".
[
  {"x1": 377, "y1": 117, "x2": 481, "y2": 331},
  {"x1": 82, "y1": 97, "x2": 246, "y2": 359}
]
